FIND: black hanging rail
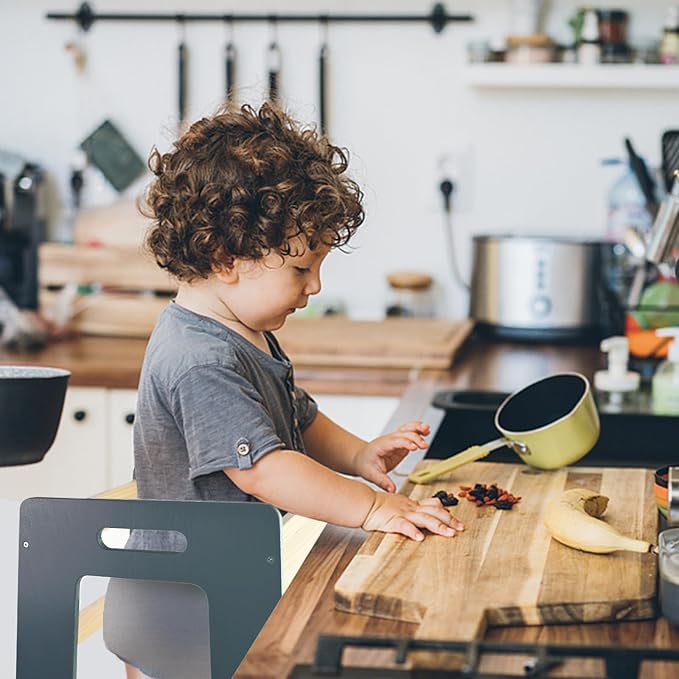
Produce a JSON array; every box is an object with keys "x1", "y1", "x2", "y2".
[{"x1": 46, "y1": 2, "x2": 473, "y2": 33}]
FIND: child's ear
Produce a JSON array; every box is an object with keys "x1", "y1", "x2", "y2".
[{"x1": 213, "y1": 265, "x2": 238, "y2": 284}]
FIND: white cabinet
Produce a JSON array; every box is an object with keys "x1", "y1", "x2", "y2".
[
  {"x1": 0, "y1": 387, "x2": 138, "y2": 501},
  {"x1": 314, "y1": 395, "x2": 399, "y2": 441},
  {"x1": 0, "y1": 387, "x2": 109, "y2": 500},
  {"x1": 107, "y1": 388, "x2": 137, "y2": 489}
]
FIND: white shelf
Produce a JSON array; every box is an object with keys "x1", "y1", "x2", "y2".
[{"x1": 464, "y1": 63, "x2": 679, "y2": 89}]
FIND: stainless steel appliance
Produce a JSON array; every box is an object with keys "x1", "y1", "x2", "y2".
[{"x1": 469, "y1": 235, "x2": 604, "y2": 341}]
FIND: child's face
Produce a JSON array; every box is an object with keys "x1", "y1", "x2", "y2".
[{"x1": 225, "y1": 240, "x2": 330, "y2": 332}]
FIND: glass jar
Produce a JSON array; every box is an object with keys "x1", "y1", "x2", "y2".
[
  {"x1": 505, "y1": 34, "x2": 554, "y2": 63},
  {"x1": 466, "y1": 40, "x2": 491, "y2": 63},
  {"x1": 601, "y1": 42, "x2": 633, "y2": 64},
  {"x1": 385, "y1": 272, "x2": 435, "y2": 318},
  {"x1": 598, "y1": 9, "x2": 628, "y2": 46}
]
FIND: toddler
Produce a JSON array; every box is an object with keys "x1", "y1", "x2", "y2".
[{"x1": 105, "y1": 102, "x2": 461, "y2": 679}]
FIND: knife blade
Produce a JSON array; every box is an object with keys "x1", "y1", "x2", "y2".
[{"x1": 624, "y1": 137, "x2": 658, "y2": 219}]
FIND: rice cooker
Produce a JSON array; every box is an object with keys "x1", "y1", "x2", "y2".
[{"x1": 469, "y1": 235, "x2": 605, "y2": 341}]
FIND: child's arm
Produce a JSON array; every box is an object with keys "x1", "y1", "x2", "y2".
[
  {"x1": 224, "y1": 449, "x2": 462, "y2": 541},
  {"x1": 301, "y1": 411, "x2": 368, "y2": 474},
  {"x1": 303, "y1": 411, "x2": 430, "y2": 492}
]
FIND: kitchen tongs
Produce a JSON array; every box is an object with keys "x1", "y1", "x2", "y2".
[{"x1": 408, "y1": 438, "x2": 508, "y2": 484}]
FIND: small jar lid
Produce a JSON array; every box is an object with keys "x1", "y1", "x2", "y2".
[
  {"x1": 598, "y1": 10, "x2": 628, "y2": 21},
  {"x1": 387, "y1": 271, "x2": 433, "y2": 290},
  {"x1": 506, "y1": 33, "x2": 553, "y2": 48}
]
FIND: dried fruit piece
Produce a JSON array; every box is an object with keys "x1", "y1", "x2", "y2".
[
  {"x1": 432, "y1": 490, "x2": 459, "y2": 507},
  {"x1": 458, "y1": 482, "x2": 521, "y2": 510}
]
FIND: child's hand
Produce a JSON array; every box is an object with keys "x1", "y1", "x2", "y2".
[
  {"x1": 353, "y1": 420, "x2": 430, "y2": 493},
  {"x1": 361, "y1": 492, "x2": 464, "y2": 541}
]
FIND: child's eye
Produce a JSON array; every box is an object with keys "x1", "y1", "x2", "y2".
[{"x1": 294, "y1": 266, "x2": 311, "y2": 275}]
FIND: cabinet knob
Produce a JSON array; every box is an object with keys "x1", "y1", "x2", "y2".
[
  {"x1": 73, "y1": 410, "x2": 87, "y2": 422},
  {"x1": 125, "y1": 413, "x2": 135, "y2": 425}
]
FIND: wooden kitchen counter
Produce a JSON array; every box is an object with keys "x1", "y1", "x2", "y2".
[
  {"x1": 0, "y1": 336, "x2": 148, "y2": 389},
  {"x1": 0, "y1": 316, "x2": 472, "y2": 394},
  {"x1": 0, "y1": 335, "x2": 416, "y2": 395},
  {"x1": 236, "y1": 336, "x2": 679, "y2": 679}
]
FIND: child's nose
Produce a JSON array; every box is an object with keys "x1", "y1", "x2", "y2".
[{"x1": 305, "y1": 274, "x2": 322, "y2": 295}]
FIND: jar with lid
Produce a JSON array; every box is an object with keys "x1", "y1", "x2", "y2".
[
  {"x1": 385, "y1": 272, "x2": 435, "y2": 318},
  {"x1": 598, "y1": 9, "x2": 628, "y2": 46},
  {"x1": 599, "y1": 9, "x2": 632, "y2": 63},
  {"x1": 505, "y1": 33, "x2": 554, "y2": 63}
]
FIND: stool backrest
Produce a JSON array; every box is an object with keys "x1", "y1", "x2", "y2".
[{"x1": 16, "y1": 497, "x2": 281, "y2": 679}]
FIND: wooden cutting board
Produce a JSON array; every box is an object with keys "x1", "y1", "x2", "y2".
[
  {"x1": 335, "y1": 462, "x2": 658, "y2": 642},
  {"x1": 275, "y1": 317, "x2": 474, "y2": 369}
]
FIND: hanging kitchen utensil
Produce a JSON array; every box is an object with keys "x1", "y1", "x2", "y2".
[
  {"x1": 409, "y1": 372, "x2": 600, "y2": 484},
  {"x1": 624, "y1": 137, "x2": 658, "y2": 218},
  {"x1": 662, "y1": 130, "x2": 679, "y2": 193},
  {"x1": 268, "y1": 19, "x2": 281, "y2": 102},
  {"x1": 80, "y1": 120, "x2": 145, "y2": 193},
  {"x1": 319, "y1": 17, "x2": 328, "y2": 135},
  {"x1": 224, "y1": 17, "x2": 236, "y2": 103},
  {"x1": 177, "y1": 18, "x2": 188, "y2": 130}
]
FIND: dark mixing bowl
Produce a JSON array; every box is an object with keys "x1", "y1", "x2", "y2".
[{"x1": 0, "y1": 366, "x2": 70, "y2": 466}]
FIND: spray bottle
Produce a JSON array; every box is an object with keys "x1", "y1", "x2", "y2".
[{"x1": 652, "y1": 328, "x2": 679, "y2": 415}]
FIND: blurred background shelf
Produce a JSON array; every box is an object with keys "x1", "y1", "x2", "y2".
[{"x1": 464, "y1": 63, "x2": 679, "y2": 89}]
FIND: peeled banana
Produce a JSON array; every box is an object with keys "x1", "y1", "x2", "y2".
[{"x1": 544, "y1": 488, "x2": 652, "y2": 554}]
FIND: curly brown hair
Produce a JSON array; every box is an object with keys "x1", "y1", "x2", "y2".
[{"x1": 142, "y1": 102, "x2": 365, "y2": 281}]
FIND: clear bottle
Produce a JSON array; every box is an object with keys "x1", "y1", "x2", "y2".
[
  {"x1": 660, "y1": 6, "x2": 679, "y2": 64},
  {"x1": 652, "y1": 328, "x2": 679, "y2": 415},
  {"x1": 604, "y1": 159, "x2": 653, "y2": 243}
]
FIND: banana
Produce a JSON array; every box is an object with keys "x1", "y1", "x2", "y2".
[{"x1": 544, "y1": 488, "x2": 652, "y2": 554}]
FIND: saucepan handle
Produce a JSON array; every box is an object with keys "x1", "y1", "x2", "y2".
[{"x1": 408, "y1": 438, "x2": 508, "y2": 485}]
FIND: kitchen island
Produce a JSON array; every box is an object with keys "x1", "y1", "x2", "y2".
[{"x1": 235, "y1": 336, "x2": 679, "y2": 679}]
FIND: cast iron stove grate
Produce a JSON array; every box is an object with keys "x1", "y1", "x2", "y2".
[{"x1": 288, "y1": 635, "x2": 679, "y2": 678}]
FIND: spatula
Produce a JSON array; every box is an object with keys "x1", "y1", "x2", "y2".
[{"x1": 408, "y1": 438, "x2": 508, "y2": 484}]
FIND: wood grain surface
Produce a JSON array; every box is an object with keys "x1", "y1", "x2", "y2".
[
  {"x1": 276, "y1": 317, "x2": 474, "y2": 369},
  {"x1": 0, "y1": 335, "x2": 420, "y2": 394},
  {"x1": 335, "y1": 462, "x2": 658, "y2": 641},
  {"x1": 39, "y1": 242, "x2": 175, "y2": 291},
  {"x1": 236, "y1": 342, "x2": 679, "y2": 679}
]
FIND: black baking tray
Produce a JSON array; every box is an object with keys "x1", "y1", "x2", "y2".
[{"x1": 426, "y1": 390, "x2": 679, "y2": 469}]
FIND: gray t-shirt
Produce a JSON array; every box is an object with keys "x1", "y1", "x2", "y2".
[
  {"x1": 133, "y1": 301, "x2": 318, "y2": 503},
  {"x1": 104, "y1": 302, "x2": 315, "y2": 675}
]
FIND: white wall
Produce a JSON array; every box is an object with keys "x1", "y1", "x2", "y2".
[{"x1": 2, "y1": 0, "x2": 678, "y2": 318}]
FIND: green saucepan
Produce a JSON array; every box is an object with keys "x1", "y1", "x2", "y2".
[{"x1": 409, "y1": 372, "x2": 600, "y2": 484}]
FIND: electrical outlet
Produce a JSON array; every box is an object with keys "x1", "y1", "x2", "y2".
[{"x1": 437, "y1": 145, "x2": 474, "y2": 214}]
